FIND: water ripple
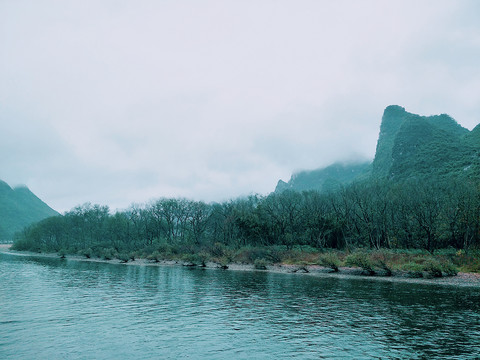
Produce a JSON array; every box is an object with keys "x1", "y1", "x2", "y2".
[{"x1": 1, "y1": 253, "x2": 480, "y2": 359}]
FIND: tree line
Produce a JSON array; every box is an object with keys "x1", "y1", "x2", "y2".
[{"x1": 13, "y1": 178, "x2": 480, "y2": 256}]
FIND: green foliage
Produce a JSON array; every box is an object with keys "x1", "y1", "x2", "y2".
[
  {"x1": 276, "y1": 162, "x2": 371, "y2": 193},
  {"x1": 345, "y1": 251, "x2": 375, "y2": 275},
  {"x1": 117, "y1": 253, "x2": 130, "y2": 263},
  {"x1": 372, "y1": 106, "x2": 475, "y2": 182},
  {"x1": 254, "y1": 258, "x2": 268, "y2": 270},
  {"x1": 102, "y1": 248, "x2": 117, "y2": 261},
  {"x1": 453, "y1": 249, "x2": 480, "y2": 273},
  {"x1": 129, "y1": 252, "x2": 136, "y2": 261},
  {"x1": 181, "y1": 253, "x2": 207, "y2": 266},
  {"x1": 440, "y1": 261, "x2": 458, "y2": 276},
  {"x1": 0, "y1": 180, "x2": 59, "y2": 242},
  {"x1": 58, "y1": 249, "x2": 67, "y2": 258},
  {"x1": 146, "y1": 251, "x2": 162, "y2": 263},
  {"x1": 422, "y1": 259, "x2": 443, "y2": 278},
  {"x1": 235, "y1": 247, "x2": 281, "y2": 264},
  {"x1": 318, "y1": 252, "x2": 340, "y2": 272},
  {"x1": 81, "y1": 248, "x2": 93, "y2": 259},
  {"x1": 370, "y1": 250, "x2": 393, "y2": 276},
  {"x1": 402, "y1": 262, "x2": 424, "y2": 278},
  {"x1": 11, "y1": 235, "x2": 38, "y2": 251}
]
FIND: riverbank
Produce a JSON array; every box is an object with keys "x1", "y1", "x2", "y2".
[{"x1": 2, "y1": 247, "x2": 480, "y2": 288}]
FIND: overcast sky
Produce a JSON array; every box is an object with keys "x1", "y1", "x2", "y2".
[{"x1": 1, "y1": 0, "x2": 480, "y2": 213}]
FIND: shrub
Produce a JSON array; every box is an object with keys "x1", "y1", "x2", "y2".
[
  {"x1": 117, "y1": 253, "x2": 130, "y2": 263},
  {"x1": 422, "y1": 259, "x2": 443, "y2": 278},
  {"x1": 82, "y1": 248, "x2": 93, "y2": 259},
  {"x1": 236, "y1": 247, "x2": 282, "y2": 264},
  {"x1": 345, "y1": 251, "x2": 375, "y2": 275},
  {"x1": 102, "y1": 248, "x2": 117, "y2": 261},
  {"x1": 147, "y1": 251, "x2": 161, "y2": 263},
  {"x1": 217, "y1": 256, "x2": 231, "y2": 268},
  {"x1": 402, "y1": 262, "x2": 423, "y2": 278},
  {"x1": 318, "y1": 252, "x2": 340, "y2": 272},
  {"x1": 374, "y1": 258, "x2": 393, "y2": 276},
  {"x1": 210, "y1": 242, "x2": 226, "y2": 257},
  {"x1": 182, "y1": 253, "x2": 205, "y2": 266},
  {"x1": 11, "y1": 237, "x2": 37, "y2": 252},
  {"x1": 197, "y1": 251, "x2": 210, "y2": 267},
  {"x1": 254, "y1": 258, "x2": 268, "y2": 270},
  {"x1": 440, "y1": 260, "x2": 458, "y2": 276},
  {"x1": 370, "y1": 250, "x2": 393, "y2": 276}
]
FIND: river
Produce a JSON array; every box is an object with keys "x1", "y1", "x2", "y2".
[{"x1": 1, "y1": 252, "x2": 479, "y2": 359}]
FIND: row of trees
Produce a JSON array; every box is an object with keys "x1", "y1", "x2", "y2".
[{"x1": 13, "y1": 178, "x2": 480, "y2": 255}]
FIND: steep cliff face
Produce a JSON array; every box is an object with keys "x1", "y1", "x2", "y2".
[
  {"x1": 372, "y1": 106, "x2": 477, "y2": 181},
  {"x1": 0, "y1": 180, "x2": 59, "y2": 241},
  {"x1": 371, "y1": 105, "x2": 410, "y2": 178},
  {"x1": 276, "y1": 105, "x2": 479, "y2": 193}
]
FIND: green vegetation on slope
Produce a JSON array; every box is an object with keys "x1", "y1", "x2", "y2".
[
  {"x1": 276, "y1": 161, "x2": 371, "y2": 193},
  {"x1": 0, "y1": 180, "x2": 59, "y2": 242},
  {"x1": 373, "y1": 106, "x2": 478, "y2": 181},
  {"x1": 277, "y1": 105, "x2": 479, "y2": 193}
]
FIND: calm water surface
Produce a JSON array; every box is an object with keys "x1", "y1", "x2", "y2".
[{"x1": 1, "y1": 252, "x2": 479, "y2": 359}]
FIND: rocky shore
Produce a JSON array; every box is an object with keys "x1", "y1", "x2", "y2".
[{"x1": 2, "y1": 245, "x2": 480, "y2": 288}]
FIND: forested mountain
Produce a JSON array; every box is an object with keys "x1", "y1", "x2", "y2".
[
  {"x1": 0, "y1": 180, "x2": 59, "y2": 241},
  {"x1": 372, "y1": 105, "x2": 478, "y2": 180},
  {"x1": 277, "y1": 105, "x2": 480, "y2": 192},
  {"x1": 275, "y1": 161, "x2": 371, "y2": 193}
]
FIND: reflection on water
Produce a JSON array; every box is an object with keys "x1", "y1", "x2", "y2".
[{"x1": 1, "y1": 253, "x2": 479, "y2": 359}]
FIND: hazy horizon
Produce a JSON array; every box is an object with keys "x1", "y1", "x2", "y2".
[{"x1": 2, "y1": 0, "x2": 480, "y2": 213}]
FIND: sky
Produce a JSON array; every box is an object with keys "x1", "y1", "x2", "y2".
[{"x1": 1, "y1": 0, "x2": 480, "y2": 213}]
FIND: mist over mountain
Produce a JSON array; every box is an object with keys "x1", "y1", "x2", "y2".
[
  {"x1": 275, "y1": 162, "x2": 371, "y2": 193},
  {"x1": 0, "y1": 180, "x2": 58, "y2": 241},
  {"x1": 277, "y1": 105, "x2": 480, "y2": 192}
]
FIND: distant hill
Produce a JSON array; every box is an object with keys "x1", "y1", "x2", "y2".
[
  {"x1": 276, "y1": 105, "x2": 479, "y2": 193},
  {"x1": 275, "y1": 161, "x2": 371, "y2": 193},
  {"x1": 0, "y1": 180, "x2": 59, "y2": 242}
]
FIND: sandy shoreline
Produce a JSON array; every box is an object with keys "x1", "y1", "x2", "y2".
[{"x1": 1, "y1": 247, "x2": 480, "y2": 288}]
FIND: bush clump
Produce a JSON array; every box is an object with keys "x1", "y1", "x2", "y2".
[
  {"x1": 318, "y1": 252, "x2": 340, "y2": 272},
  {"x1": 102, "y1": 248, "x2": 117, "y2": 261},
  {"x1": 236, "y1": 247, "x2": 281, "y2": 264},
  {"x1": 81, "y1": 248, "x2": 93, "y2": 259},
  {"x1": 440, "y1": 261, "x2": 458, "y2": 276},
  {"x1": 128, "y1": 252, "x2": 136, "y2": 262},
  {"x1": 345, "y1": 251, "x2": 375, "y2": 275},
  {"x1": 370, "y1": 250, "x2": 393, "y2": 276},
  {"x1": 422, "y1": 259, "x2": 443, "y2": 278},
  {"x1": 117, "y1": 253, "x2": 130, "y2": 263},
  {"x1": 402, "y1": 262, "x2": 424, "y2": 278},
  {"x1": 254, "y1": 258, "x2": 268, "y2": 270},
  {"x1": 147, "y1": 251, "x2": 162, "y2": 263},
  {"x1": 58, "y1": 249, "x2": 67, "y2": 259}
]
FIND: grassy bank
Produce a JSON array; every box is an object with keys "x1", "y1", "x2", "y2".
[{"x1": 13, "y1": 242, "x2": 480, "y2": 278}]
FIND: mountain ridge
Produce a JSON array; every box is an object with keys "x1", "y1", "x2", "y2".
[
  {"x1": 276, "y1": 105, "x2": 479, "y2": 193},
  {"x1": 0, "y1": 180, "x2": 59, "y2": 241}
]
